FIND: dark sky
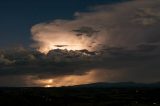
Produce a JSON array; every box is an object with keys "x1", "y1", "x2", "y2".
[{"x1": 0, "y1": 0, "x2": 128, "y2": 47}]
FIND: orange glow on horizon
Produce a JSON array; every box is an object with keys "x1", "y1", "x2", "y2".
[
  {"x1": 44, "y1": 85, "x2": 52, "y2": 87},
  {"x1": 33, "y1": 70, "x2": 104, "y2": 87}
]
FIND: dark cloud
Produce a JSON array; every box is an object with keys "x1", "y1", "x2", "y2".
[
  {"x1": 136, "y1": 44, "x2": 159, "y2": 52},
  {"x1": 72, "y1": 26, "x2": 100, "y2": 37},
  {"x1": 0, "y1": 44, "x2": 160, "y2": 84},
  {"x1": 53, "y1": 45, "x2": 68, "y2": 48}
]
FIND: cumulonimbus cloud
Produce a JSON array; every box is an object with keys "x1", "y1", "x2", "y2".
[
  {"x1": 31, "y1": 0, "x2": 160, "y2": 53},
  {"x1": 30, "y1": 0, "x2": 160, "y2": 86}
]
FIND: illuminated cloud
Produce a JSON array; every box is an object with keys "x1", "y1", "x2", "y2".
[{"x1": 31, "y1": 0, "x2": 160, "y2": 53}]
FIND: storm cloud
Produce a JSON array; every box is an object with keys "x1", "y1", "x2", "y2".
[
  {"x1": 31, "y1": 0, "x2": 160, "y2": 53},
  {"x1": 0, "y1": 0, "x2": 160, "y2": 87}
]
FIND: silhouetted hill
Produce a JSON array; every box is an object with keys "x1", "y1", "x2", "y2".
[{"x1": 69, "y1": 82, "x2": 160, "y2": 88}]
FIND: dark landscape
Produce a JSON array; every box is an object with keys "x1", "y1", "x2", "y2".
[{"x1": 0, "y1": 83, "x2": 160, "y2": 106}]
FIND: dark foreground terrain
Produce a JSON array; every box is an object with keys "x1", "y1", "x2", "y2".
[{"x1": 0, "y1": 85, "x2": 160, "y2": 106}]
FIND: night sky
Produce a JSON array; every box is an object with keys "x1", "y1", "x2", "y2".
[
  {"x1": 0, "y1": 0, "x2": 160, "y2": 87},
  {"x1": 0, "y1": 0, "x2": 128, "y2": 47}
]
